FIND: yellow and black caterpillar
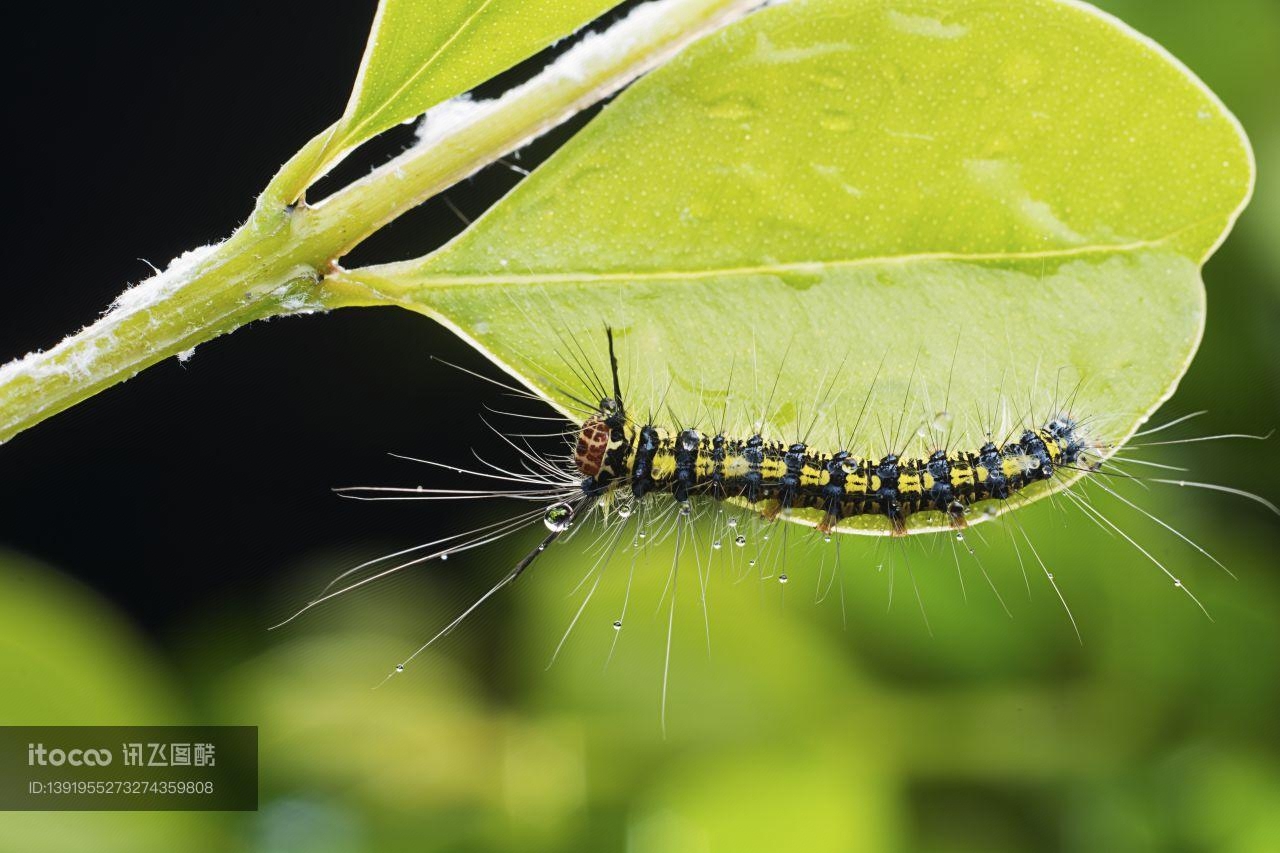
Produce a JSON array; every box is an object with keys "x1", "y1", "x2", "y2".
[{"x1": 579, "y1": 416, "x2": 1093, "y2": 536}]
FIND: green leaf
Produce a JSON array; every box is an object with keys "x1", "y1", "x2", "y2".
[
  {"x1": 302, "y1": 0, "x2": 623, "y2": 191},
  {"x1": 336, "y1": 0, "x2": 1253, "y2": 530}
]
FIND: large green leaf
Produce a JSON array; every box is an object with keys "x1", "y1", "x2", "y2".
[
  {"x1": 304, "y1": 0, "x2": 622, "y2": 188},
  {"x1": 334, "y1": 0, "x2": 1253, "y2": 530}
]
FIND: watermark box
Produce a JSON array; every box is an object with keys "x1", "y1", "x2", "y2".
[{"x1": 0, "y1": 726, "x2": 257, "y2": 811}]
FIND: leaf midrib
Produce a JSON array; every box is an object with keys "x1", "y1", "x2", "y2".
[{"x1": 392, "y1": 224, "x2": 1209, "y2": 287}]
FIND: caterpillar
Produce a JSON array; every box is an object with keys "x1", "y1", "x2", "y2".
[
  {"x1": 568, "y1": 331, "x2": 1097, "y2": 537},
  {"x1": 277, "y1": 327, "x2": 1276, "y2": 716}
]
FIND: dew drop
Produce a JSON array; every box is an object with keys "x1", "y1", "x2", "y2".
[
  {"x1": 932, "y1": 410, "x2": 953, "y2": 431},
  {"x1": 727, "y1": 516, "x2": 739, "y2": 528},
  {"x1": 440, "y1": 552, "x2": 449, "y2": 561},
  {"x1": 1174, "y1": 579, "x2": 1183, "y2": 588},
  {"x1": 955, "y1": 531, "x2": 965, "y2": 541},
  {"x1": 712, "y1": 540, "x2": 722, "y2": 550},
  {"x1": 638, "y1": 530, "x2": 647, "y2": 539},
  {"x1": 812, "y1": 70, "x2": 846, "y2": 90},
  {"x1": 780, "y1": 270, "x2": 824, "y2": 290},
  {"x1": 612, "y1": 620, "x2": 623, "y2": 630},
  {"x1": 679, "y1": 503, "x2": 692, "y2": 517},
  {"x1": 823, "y1": 534, "x2": 832, "y2": 543},
  {"x1": 1047, "y1": 572, "x2": 1055, "y2": 580},
  {"x1": 543, "y1": 502, "x2": 574, "y2": 532},
  {"x1": 779, "y1": 574, "x2": 789, "y2": 584},
  {"x1": 818, "y1": 112, "x2": 854, "y2": 132},
  {"x1": 734, "y1": 534, "x2": 747, "y2": 547},
  {"x1": 395, "y1": 664, "x2": 405, "y2": 673},
  {"x1": 616, "y1": 502, "x2": 633, "y2": 519},
  {"x1": 706, "y1": 95, "x2": 757, "y2": 120},
  {"x1": 748, "y1": 559, "x2": 757, "y2": 567}
]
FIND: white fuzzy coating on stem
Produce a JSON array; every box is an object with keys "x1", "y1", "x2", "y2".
[
  {"x1": 413, "y1": 0, "x2": 771, "y2": 155},
  {"x1": 0, "y1": 244, "x2": 218, "y2": 387}
]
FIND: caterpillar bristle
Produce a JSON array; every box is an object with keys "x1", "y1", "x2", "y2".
[{"x1": 279, "y1": 328, "x2": 1277, "y2": 729}]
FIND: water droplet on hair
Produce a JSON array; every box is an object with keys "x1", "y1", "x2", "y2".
[
  {"x1": 1174, "y1": 579, "x2": 1183, "y2": 588},
  {"x1": 779, "y1": 574, "x2": 789, "y2": 584},
  {"x1": 395, "y1": 664, "x2": 405, "y2": 673},
  {"x1": 612, "y1": 620, "x2": 623, "y2": 630},
  {"x1": 712, "y1": 539, "x2": 722, "y2": 550},
  {"x1": 1047, "y1": 572, "x2": 1055, "y2": 580},
  {"x1": 616, "y1": 502, "x2": 633, "y2": 519},
  {"x1": 955, "y1": 531, "x2": 964, "y2": 541},
  {"x1": 727, "y1": 516, "x2": 739, "y2": 528},
  {"x1": 638, "y1": 530, "x2": 647, "y2": 539},
  {"x1": 748, "y1": 559, "x2": 757, "y2": 567},
  {"x1": 734, "y1": 535, "x2": 747, "y2": 547},
  {"x1": 679, "y1": 503, "x2": 692, "y2": 517},
  {"x1": 823, "y1": 534, "x2": 832, "y2": 543},
  {"x1": 543, "y1": 502, "x2": 574, "y2": 532},
  {"x1": 440, "y1": 553, "x2": 449, "y2": 561}
]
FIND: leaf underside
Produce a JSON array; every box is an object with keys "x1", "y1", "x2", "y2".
[{"x1": 339, "y1": 0, "x2": 1253, "y2": 532}]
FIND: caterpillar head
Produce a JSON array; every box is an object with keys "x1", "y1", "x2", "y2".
[{"x1": 573, "y1": 415, "x2": 611, "y2": 478}]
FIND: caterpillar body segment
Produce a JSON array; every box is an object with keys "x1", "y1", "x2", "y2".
[{"x1": 574, "y1": 420, "x2": 1095, "y2": 537}]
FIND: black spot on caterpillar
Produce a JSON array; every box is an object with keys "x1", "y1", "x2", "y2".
[{"x1": 276, "y1": 328, "x2": 1277, "y2": 726}]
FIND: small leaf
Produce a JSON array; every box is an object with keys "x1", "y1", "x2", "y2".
[
  {"x1": 306, "y1": 0, "x2": 622, "y2": 188},
  {"x1": 339, "y1": 0, "x2": 1253, "y2": 527}
]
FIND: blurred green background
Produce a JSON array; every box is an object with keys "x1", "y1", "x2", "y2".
[{"x1": 2, "y1": 1, "x2": 1278, "y2": 851}]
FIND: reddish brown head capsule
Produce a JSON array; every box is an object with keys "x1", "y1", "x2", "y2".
[{"x1": 573, "y1": 415, "x2": 611, "y2": 477}]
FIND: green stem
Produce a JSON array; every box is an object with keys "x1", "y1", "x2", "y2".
[{"x1": 0, "y1": 0, "x2": 761, "y2": 443}]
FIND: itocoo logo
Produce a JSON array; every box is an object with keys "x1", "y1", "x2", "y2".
[{"x1": 27, "y1": 743, "x2": 113, "y2": 766}]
